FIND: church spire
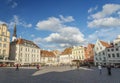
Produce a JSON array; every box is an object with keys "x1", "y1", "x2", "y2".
[
  {"x1": 12, "y1": 23, "x2": 17, "y2": 41},
  {"x1": 13, "y1": 23, "x2": 17, "y2": 37}
]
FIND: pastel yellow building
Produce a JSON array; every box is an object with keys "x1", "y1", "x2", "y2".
[
  {"x1": 0, "y1": 24, "x2": 10, "y2": 60},
  {"x1": 72, "y1": 46, "x2": 85, "y2": 61}
]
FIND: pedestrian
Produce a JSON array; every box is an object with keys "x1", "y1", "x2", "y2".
[
  {"x1": 98, "y1": 65, "x2": 102, "y2": 75},
  {"x1": 15, "y1": 64, "x2": 19, "y2": 71},
  {"x1": 36, "y1": 64, "x2": 40, "y2": 70},
  {"x1": 76, "y1": 62, "x2": 80, "y2": 69},
  {"x1": 107, "y1": 65, "x2": 112, "y2": 76}
]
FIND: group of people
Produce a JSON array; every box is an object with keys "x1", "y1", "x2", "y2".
[
  {"x1": 98, "y1": 64, "x2": 112, "y2": 76},
  {"x1": 15, "y1": 64, "x2": 41, "y2": 71}
]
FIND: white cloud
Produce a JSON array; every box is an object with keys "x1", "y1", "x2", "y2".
[
  {"x1": 88, "y1": 17, "x2": 120, "y2": 28},
  {"x1": 91, "y1": 4, "x2": 120, "y2": 19},
  {"x1": 87, "y1": 28, "x2": 120, "y2": 43},
  {"x1": 88, "y1": 4, "x2": 120, "y2": 28},
  {"x1": 36, "y1": 17, "x2": 61, "y2": 31},
  {"x1": 0, "y1": 21, "x2": 7, "y2": 25},
  {"x1": 88, "y1": 6, "x2": 98, "y2": 13},
  {"x1": 9, "y1": 15, "x2": 32, "y2": 28},
  {"x1": 59, "y1": 15, "x2": 75, "y2": 22},
  {"x1": 35, "y1": 15, "x2": 85, "y2": 49}
]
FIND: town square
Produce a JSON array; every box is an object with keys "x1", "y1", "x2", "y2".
[
  {"x1": 0, "y1": 0, "x2": 120, "y2": 83},
  {"x1": 0, "y1": 66, "x2": 120, "y2": 83}
]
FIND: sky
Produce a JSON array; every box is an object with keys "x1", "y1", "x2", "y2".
[{"x1": 0, "y1": 0, "x2": 120, "y2": 51}]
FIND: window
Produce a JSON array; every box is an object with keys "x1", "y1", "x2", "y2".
[
  {"x1": 116, "y1": 48, "x2": 118, "y2": 51},
  {"x1": 103, "y1": 52, "x2": 105, "y2": 55},
  {"x1": 21, "y1": 47, "x2": 22, "y2": 51},
  {"x1": 26, "y1": 48, "x2": 27, "y2": 51},
  {"x1": 112, "y1": 54, "x2": 115, "y2": 57},
  {"x1": 0, "y1": 37, "x2": 2, "y2": 41},
  {"x1": 117, "y1": 53, "x2": 119, "y2": 57},
  {"x1": 115, "y1": 43, "x2": 118, "y2": 46},
  {"x1": 96, "y1": 58, "x2": 98, "y2": 61},
  {"x1": 111, "y1": 49, "x2": 114, "y2": 51},
  {"x1": 4, "y1": 38, "x2": 7, "y2": 42},
  {"x1": 108, "y1": 49, "x2": 110, "y2": 52},
  {"x1": 3, "y1": 50, "x2": 6, "y2": 55},
  {"x1": 108, "y1": 54, "x2": 111, "y2": 58},
  {"x1": 3, "y1": 44, "x2": 6, "y2": 48},
  {"x1": 0, "y1": 43, "x2": 2, "y2": 47}
]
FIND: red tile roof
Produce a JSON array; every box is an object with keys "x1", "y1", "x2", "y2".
[
  {"x1": 60, "y1": 47, "x2": 72, "y2": 55},
  {"x1": 100, "y1": 40, "x2": 111, "y2": 47},
  {"x1": 41, "y1": 50, "x2": 56, "y2": 57},
  {"x1": 11, "y1": 38, "x2": 40, "y2": 48}
]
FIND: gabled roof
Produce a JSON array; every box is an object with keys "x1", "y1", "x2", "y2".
[
  {"x1": 41, "y1": 50, "x2": 56, "y2": 57},
  {"x1": 11, "y1": 38, "x2": 40, "y2": 48},
  {"x1": 100, "y1": 40, "x2": 111, "y2": 47},
  {"x1": 60, "y1": 47, "x2": 72, "y2": 55},
  {"x1": 88, "y1": 44, "x2": 95, "y2": 48}
]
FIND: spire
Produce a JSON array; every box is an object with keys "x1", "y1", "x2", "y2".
[
  {"x1": 13, "y1": 23, "x2": 17, "y2": 37},
  {"x1": 12, "y1": 23, "x2": 17, "y2": 41}
]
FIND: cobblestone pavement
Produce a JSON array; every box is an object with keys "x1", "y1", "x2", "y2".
[{"x1": 0, "y1": 66, "x2": 120, "y2": 83}]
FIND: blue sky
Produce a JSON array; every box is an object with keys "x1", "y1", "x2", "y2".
[{"x1": 0, "y1": 0, "x2": 120, "y2": 51}]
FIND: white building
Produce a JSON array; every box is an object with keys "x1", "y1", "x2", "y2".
[
  {"x1": 9, "y1": 38, "x2": 41, "y2": 65},
  {"x1": 94, "y1": 40, "x2": 111, "y2": 66},
  {"x1": 9, "y1": 25, "x2": 41, "y2": 65},
  {"x1": 59, "y1": 47, "x2": 73, "y2": 65},
  {"x1": 106, "y1": 35, "x2": 120, "y2": 65},
  {"x1": 40, "y1": 50, "x2": 56, "y2": 66}
]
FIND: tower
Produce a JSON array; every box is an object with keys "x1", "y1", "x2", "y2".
[{"x1": 12, "y1": 24, "x2": 17, "y2": 41}]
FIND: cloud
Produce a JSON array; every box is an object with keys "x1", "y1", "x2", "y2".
[
  {"x1": 9, "y1": 15, "x2": 32, "y2": 28},
  {"x1": 31, "y1": 34, "x2": 35, "y2": 37},
  {"x1": 88, "y1": 4, "x2": 120, "y2": 28},
  {"x1": 91, "y1": 4, "x2": 120, "y2": 19},
  {"x1": 87, "y1": 28, "x2": 120, "y2": 43},
  {"x1": 88, "y1": 17, "x2": 120, "y2": 28},
  {"x1": 59, "y1": 15, "x2": 75, "y2": 22},
  {"x1": 36, "y1": 16, "x2": 61, "y2": 31},
  {"x1": 88, "y1": 6, "x2": 98, "y2": 13},
  {"x1": 35, "y1": 15, "x2": 85, "y2": 50},
  {"x1": 7, "y1": 0, "x2": 18, "y2": 8},
  {"x1": 0, "y1": 21, "x2": 7, "y2": 25}
]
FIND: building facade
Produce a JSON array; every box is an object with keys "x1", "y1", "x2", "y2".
[
  {"x1": 9, "y1": 38, "x2": 41, "y2": 65},
  {"x1": 59, "y1": 47, "x2": 72, "y2": 65},
  {"x1": 106, "y1": 35, "x2": 120, "y2": 65},
  {"x1": 0, "y1": 24, "x2": 10, "y2": 60},
  {"x1": 85, "y1": 44, "x2": 94, "y2": 64},
  {"x1": 40, "y1": 50, "x2": 56, "y2": 66},
  {"x1": 94, "y1": 40, "x2": 110, "y2": 66},
  {"x1": 72, "y1": 46, "x2": 85, "y2": 61}
]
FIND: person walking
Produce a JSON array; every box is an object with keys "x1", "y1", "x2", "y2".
[
  {"x1": 36, "y1": 64, "x2": 40, "y2": 70},
  {"x1": 15, "y1": 64, "x2": 19, "y2": 71},
  {"x1": 107, "y1": 64, "x2": 112, "y2": 76},
  {"x1": 98, "y1": 65, "x2": 102, "y2": 75}
]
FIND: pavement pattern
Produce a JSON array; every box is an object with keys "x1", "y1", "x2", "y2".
[{"x1": 0, "y1": 66, "x2": 120, "y2": 83}]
